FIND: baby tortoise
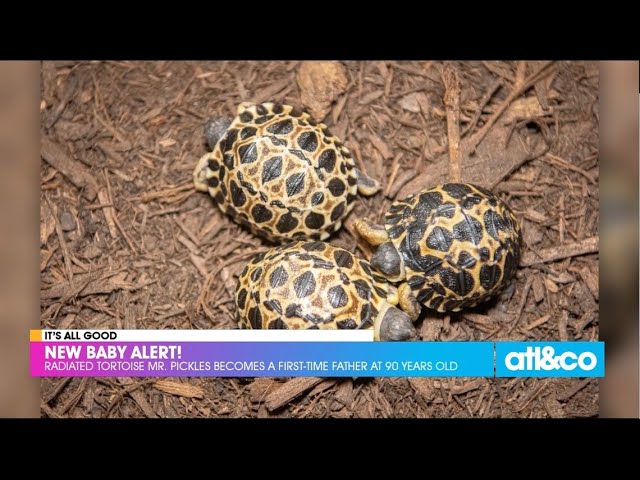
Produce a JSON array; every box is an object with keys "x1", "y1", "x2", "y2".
[
  {"x1": 236, "y1": 241, "x2": 416, "y2": 341},
  {"x1": 355, "y1": 183, "x2": 522, "y2": 319},
  {"x1": 194, "y1": 102, "x2": 380, "y2": 243}
]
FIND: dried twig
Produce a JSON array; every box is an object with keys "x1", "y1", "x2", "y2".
[
  {"x1": 104, "y1": 378, "x2": 157, "y2": 418},
  {"x1": 41, "y1": 403, "x2": 63, "y2": 419},
  {"x1": 545, "y1": 153, "x2": 596, "y2": 184},
  {"x1": 383, "y1": 153, "x2": 403, "y2": 197},
  {"x1": 461, "y1": 79, "x2": 503, "y2": 137},
  {"x1": 442, "y1": 65, "x2": 461, "y2": 182},
  {"x1": 490, "y1": 143, "x2": 550, "y2": 190},
  {"x1": 45, "y1": 196, "x2": 74, "y2": 286},
  {"x1": 509, "y1": 276, "x2": 534, "y2": 334},
  {"x1": 520, "y1": 237, "x2": 599, "y2": 267},
  {"x1": 41, "y1": 270, "x2": 152, "y2": 300},
  {"x1": 468, "y1": 61, "x2": 555, "y2": 154},
  {"x1": 387, "y1": 170, "x2": 417, "y2": 199},
  {"x1": 524, "y1": 314, "x2": 551, "y2": 331},
  {"x1": 129, "y1": 182, "x2": 193, "y2": 203},
  {"x1": 45, "y1": 73, "x2": 79, "y2": 129},
  {"x1": 514, "y1": 379, "x2": 551, "y2": 412},
  {"x1": 59, "y1": 378, "x2": 88, "y2": 414},
  {"x1": 42, "y1": 377, "x2": 72, "y2": 404},
  {"x1": 97, "y1": 188, "x2": 118, "y2": 239},
  {"x1": 557, "y1": 379, "x2": 592, "y2": 402}
]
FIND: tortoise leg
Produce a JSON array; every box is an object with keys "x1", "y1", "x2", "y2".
[
  {"x1": 193, "y1": 152, "x2": 215, "y2": 192},
  {"x1": 354, "y1": 218, "x2": 389, "y2": 246},
  {"x1": 398, "y1": 283, "x2": 422, "y2": 321},
  {"x1": 355, "y1": 168, "x2": 381, "y2": 196}
]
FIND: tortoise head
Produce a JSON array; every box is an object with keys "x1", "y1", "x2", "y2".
[
  {"x1": 376, "y1": 305, "x2": 416, "y2": 341},
  {"x1": 204, "y1": 117, "x2": 232, "y2": 150},
  {"x1": 371, "y1": 241, "x2": 405, "y2": 283}
]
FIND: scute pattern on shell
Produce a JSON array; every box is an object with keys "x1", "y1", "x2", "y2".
[
  {"x1": 236, "y1": 241, "x2": 395, "y2": 331},
  {"x1": 386, "y1": 183, "x2": 522, "y2": 312},
  {"x1": 194, "y1": 102, "x2": 359, "y2": 242}
]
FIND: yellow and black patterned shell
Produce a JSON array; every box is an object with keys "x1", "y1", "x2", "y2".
[
  {"x1": 236, "y1": 241, "x2": 397, "y2": 331},
  {"x1": 386, "y1": 183, "x2": 522, "y2": 312},
  {"x1": 194, "y1": 103, "x2": 359, "y2": 243}
]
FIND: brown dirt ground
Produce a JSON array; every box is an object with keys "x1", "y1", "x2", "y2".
[{"x1": 39, "y1": 61, "x2": 599, "y2": 418}]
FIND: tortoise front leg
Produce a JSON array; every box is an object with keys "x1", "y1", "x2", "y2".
[
  {"x1": 398, "y1": 283, "x2": 422, "y2": 321},
  {"x1": 354, "y1": 218, "x2": 389, "y2": 246}
]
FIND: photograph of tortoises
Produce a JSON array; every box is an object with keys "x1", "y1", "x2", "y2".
[{"x1": 40, "y1": 61, "x2": 599, "y2": 418}]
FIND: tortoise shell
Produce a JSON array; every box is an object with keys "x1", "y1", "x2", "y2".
[
  {"x1": 236, "y1": 241, "x2": 398, "y2": 332},
  {"x1": 194, "y1": 102, "x2": 360, "y2": 243},
  {"x1": 385, "y1": 183, "x2": 522, "y2": 312}
]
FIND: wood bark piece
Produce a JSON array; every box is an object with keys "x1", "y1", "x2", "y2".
[
  {"x1": 41, "y1": 136, "x2": 99, "y2": 201},
  {"x1": 578, "y1": 266, "x2": 599, "y2": 300},
  {"x1": 297, "y1": 62, "x2": 348, "y2": 121},
  {"x1": 249, "y1": 378, "x2": 279, "y2": 403},
  {"x1": 524, "y1": 314, "x2": 551, "y2": 331},
  {"x1": 333, "y1": 380, "x2": 354, "y2": 407},
  {"x1": 450, "y1": 379, "x2": 486, "y2": 395},
  {"x1": 40, "y1": 202, "x2": 56, "y2": 245},
  {"x1": 265, "y1": 377, "x2": 323, "y2": 411},
  {"x1": 117, "y1": 378, "x2": 157, "y2": 418},
  {"x1": 408, "y1": 378, "x2": 435, "y2": 402},
  {"x1": 532, "y1": 276, "x2": 545, "y2": 303},
  {"x1": 154, "y1": 380, "x2": 204, "y2": 399}
]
